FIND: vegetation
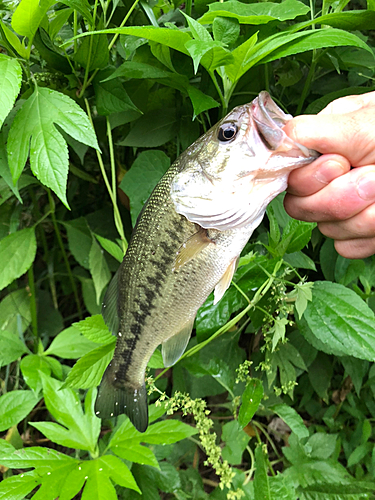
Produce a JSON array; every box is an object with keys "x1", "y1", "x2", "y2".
[{"x1": 0, "y1": 0, "x2": 375, "y2": 498}]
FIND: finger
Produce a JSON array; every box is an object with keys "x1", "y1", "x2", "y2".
[
  {"x1": 287, "y1": 154, "x2": 350, "y2": 197},
  {"x1": 319, "y1": 92, "x2": 375, "y2": 115},
  {"x1": 283, "y1": 105, "x2": 375, "y2": 166},
  {"x1": 284, "y1": 166, "x2": 375, "y2": 222},
  {"x1": 318, "y1": 203, "x2": 375, "y2": 240},
  {"x1": 334, "y1": 237, "x2": 375, "y2": 259}
]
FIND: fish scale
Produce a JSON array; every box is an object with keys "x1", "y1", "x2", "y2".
[{"x1": 95, "y1": 92, "x2": 319, "y2": 431}]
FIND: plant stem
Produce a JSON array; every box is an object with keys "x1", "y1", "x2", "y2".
[
  {"x1": 78, "y1": 0, "x2": 99, "y2": 98},
  {"x1": 185, "y1": 0, "x2": 192, "y2": 17},
  {"x1": 47, "y1": 190, "x2": 82, "y2": 319},
  {"x1": 28, "y1": 265, "x2": 39, "y2": 351},
  {"x1": 209, "y1": 70, "x2": 226, "y2": 115}
]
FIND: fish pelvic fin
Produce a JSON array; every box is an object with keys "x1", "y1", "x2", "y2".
[
  {"x1": 95, "y1": 369, "x2": 148, "y2": 433},
  {"x1": 173, "y1": 229, "x2": 213, "y2": 272},
  {"x1": 214, "y1": 257, "x2": 238, "y2": 305},
  {"x1": 161, "y1": 317, "x2": 194, "y2": 367}
]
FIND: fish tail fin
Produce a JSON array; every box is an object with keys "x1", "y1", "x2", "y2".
[{"x1": 95, "y1": 371, "x2": 148, "y2": 433}]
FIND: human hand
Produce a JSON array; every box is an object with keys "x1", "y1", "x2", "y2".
[{"x1": 283, "y1": 92, "x2": 375, "y2": 259}]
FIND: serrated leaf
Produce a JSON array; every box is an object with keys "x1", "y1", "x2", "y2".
[
  {"x1": 0, "y1": 446, "x2": 76, "y2": 468},
  {"x1": 89, "y1": 239, "x2": 111, "y2": 304},
  {"x1": 296, "y1": 281, "x2": 375, "y2": 360},
  {"x1": 0, "y1": 330, "x2": 28, "y2": 367},
  {"x1": 73, "y1": 314, "x2": 114, "y2": 344},
  {"x1": 294, "y1": 282, "x2": 314, "y2": 319},
  {"x1": 62, "y1": 341, "x2": 115, "y2": 389},
  {"x1": 120, "y1": 150, "x2": 170, "y2": 225},
  {"x1": 45, "y1": 326, "x2": 98, "y2": 359},
  {"x1": 271, "y1": 404, "x2": 309, "y2": 440},
  {"x1": 238, "y1": 378, "x2": 263, "y2": 427},
  {"x1": 7, "y1": 86, "x2": 99, "y2": 207},
  {"x1": 94, "y1": 75, "x2": 140, "y2": 116},
  {"x1": 0, "y1": 471, "x2": 41, "y2": 500},
  {"x1": 300, "y1": 481, "x2": 375, "y2": 499},
  {"x1": 0, "y1": 391, "x2": 39, "y2": 431},
  {"x1": 94, "y1": 234, "x2": 125, "y2": 263},
  {"x1": 98, "y1": 455, "x2": 140, "y2": 492},
  {"x1": 0, "y1": 54, "x2": 22, "y2": 128},
  {"x1": 0, "y1": 227, "x2": 36, "y2": 291}
]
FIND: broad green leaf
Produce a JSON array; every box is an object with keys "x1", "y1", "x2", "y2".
[
  {"x1": 12, "y1": 0, "x2": 55, "y2": 41},
  {"x1": 0, "y1": 288, "x2": 31, "y2": 334},
  {"x1": 0, "y1": 131, "x2": 21, "y2": 202},
  {"x1": 199, "y1": 0, "x2": 310, "y2": 24},
  {"x1": 300, "y1": 482, "x2": 375, "y2": 499},
  {"x1": 291, "y1": 9, "x2": 375, "y2": 32},
  {"x1": 293, "y1": 282, "x2": 314, "y2": 319},
  {"x1": 0, "y1": 330, "x2": 28, "y2": 367},
  {"x1": 94, "y1": 75, "x2": 140, "y2": 116},
  {"x1": 45, "y1": 326, "x2": 98, "y2": 359},
  {"x1": 119, "y1": 108, "x2": 177, "y2": 149},
  {"x1": 64, "y1": 217, "x2": 92, "y2": 270},
  {"x1": 307, "y1": 353, "x2": 332, "y2": 401},
  {"x1": 183, "y1": 12, "x2": 212, "y2": 42},
  {"x1": 270, "y1": 474, "x2": 297, "y2": 499},
  {"x1": 254, "y1": 446, "x2": 271, "y2": 500},
  {"x1": 296, "y1": 281, "x2": 375, "y2": 360},
  {"x1": 114, "y1": 441, "x2": 160, "y2": 467},
  {"x1": 285, "y1": 458, "x2": 357, "y2": 488},
  {"x1": 238, "y1": 378, "x2": 264, "y2": 427},
  {"x1": 0, "y1": 390, "x2": 39, "y2": 431},
  {"x1": 341, "y1": 356, "x2": 369, "y2": 395},
  {"x1": 223, "y1": 32, "x2": 258, "y2": 82},
  {"x1": 185, "y1": 39, "x2": 233, "y2": 73},
  {"x1": 221, "y1": 420, "x2": 250, "y2": 464},
  {"x1": 120, "y1": 150, "x2": 170, "y2": 226},
  {"x1": 0, "y1": 227, "x2": 36, "y2": 291},
  {"x1": 73, "y1": 314, "x2": 114, "y2": 344},
  {"x1": 0, "y1": 471, "x2": 41, "y2": 500},
  {"x1": 187, "y1": 86, "x2": 220, "y2": 118},
  {"x1": 75, "y1": 26, "x2": 192, "y2": 54},
  {"x1": 307, "y1": 433, "x2": 338, "y2": 460},
  {"x1": 7, "y1": 86, "x2": 99, "y2": 207},
  {"x1": 89, "y1": 238, "x2": 111, "y2": 304},
  {"x1": 49, "y1": 8, "x2": 73, "y2": 40},
  {"x1": 98, "y1": 455, "x2": 140, "y2": 492},
  {"x1": 271, "y1": 404, "x2": 309, "y2": 440},
  {"x1": 213, "y1": 17, "x2": 240, "y2": 45},
  {"x1": 62, "y1": 341, "x2": 115, "y2": 389},
  {"x1": 142, "y1": 420, "x2": 198, "y2": 444},
  {"x1": 141, "y1": 462, "x2": 181, "y2": 493},
  {"x1": 280, "y1": 220, "x2": 316, "y2": 255},
  {"x1": 94, "y1": 234, "x2": 125, "y2": 262},
  {"x1": 347, "y1": 442, "x2": 373, "y2": 468},
  {"x1": 0, "y1": 446, "x2": 76, "y2": 468},
  {"x1": 148, "y1": 348, "x2": 164, "y2": 369},
  {"x1": 0, "y1": 54, "x2": 22, "y2": 128},
  {"x1": 34, "y1": 376, "x2": 100, "y2": 453},
  {"x1": 284, "y1": 251, "x2": 316, "y2": 272},
  {"x1": 105, "y1": 60, "x2": 172, "y2": 81},
  {"x1": 0, "y1": 20, "x2": 29, "y2": 58},
  {"x1": 20, "y1": 354, "x2": 52, "y2": 393},
  {"x1": 75, "y1": 34, "x2": 108, "y2": 71},
  {"x1": 59, "y1": 0, "x2": 92, "y2": 23}
]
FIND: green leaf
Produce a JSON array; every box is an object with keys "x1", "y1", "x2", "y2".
[
  {"x1": 89, "y1": 238, "x2": 111, "y2": 304},
  {"x1": 12, "y1": 0, "x2": 55, "y2": 42},
  {"x1": 223, "y1": 32, "x2": 258, "y2": 82},
  {"x1": 119, "y1": 108, "x2": 177, "y2": 148},
  {"x1": 0, "y1": 288, "x2": 31, "y2": 334},
  {"x1": 254, "y1": 446, "x2": 271, "y2": 500},
  {"x1": 64, "y1": 217, "x2": 92, "y2": 270},
  {"x1": 73, "y1": 314, "x2": 114, "y2": 344},
  {"x1": 0, "y1": 20, "x2": 29, "y2": 58},
  {"x1": 0, "y1": 390, "x2": 38, "y2": 431},
  {"x1": 0, "y1": 330, "x2": 28, "y2": 367},
  {"x1": 0, "y1": 54, "x2": 22, "y2": 128},
  {"x1": 59, "y1": 0, "x2": 93, "y2": 23},
  {"x1": 75, "y1": 33, "x2": 109, "y2": 71},
  {"x1": 281, "y1": 220, "x2": 315, "y2": 255},
  {"x1": 45, "y1": 326, "x2": 98, "y2": 359},
  {"x1": 105, "y1": 60, "x2": 172, "y2": 81},
  {"x1": 94, "y1": 73, "x2": 141, "y2": 116},
  {"x1": 0, "y1": 227, "x2": 36, "y2": 291},
  {"x1": 142, "y1": 420, "x2": 198, "y2": 444},
  {"x1": 187, "y1": 86, "x2": 220, "y2": 118},
  {"x1": 33, "y1": 376, "x2": 100, "y2": 453},
  {"x1": 307, "y1": 353, "x2": 332, "y2": 401},
  {"x1": 94, "y1": 234, "x2": 125, "y2": 263},
  {"x1": 294, "y1": 282, "x2": 314, "y2": 320},
  {"x1": 7, "y1": 86, "x2": 99, "y2": 207},
  {"x1": 213, "y1": 17, "x2": 240, "y2": 45},
  {"x1": 98, "y1": 455, "x2": 140, "y2": 493},
  {"x1": 296, "y1": 281, "x2": 375, "y2": 360},
  {"x1": 307, "y1": 433, "x2": 338, "y2": 460},
  {"x1": 299, "y1": 482, "x2": 375, "y2": 499},
  {"x1": 238, "y1": 378, "x2": 264, "y2": 427},
  {"x1": 199, "y1": 0, "x2": 310, "y2": 24},
  {"x1": 20, "y1": 354, "x2": 53, "y2": 393},
  {"x1": 0, "y1": 471, "x2": 41, "y2": 500},
  {"x1": 0, "y1": 446, "x2": 76, "y2": 468},
  {"x1": 221, "y1": 420, "x2": 250, "y2": 464},
  {"x1": 119, "y1": 150, "x2": 170, "y2": 226},
  {"x1": 271, "y1": 404, "x2": 309, "y2": 440},
  {"x1": 284, "y1": 252, "x2": 316, "y2": 272},
  {"x1": 62, "y1": 341, "x2": 115, "y2": 389}
]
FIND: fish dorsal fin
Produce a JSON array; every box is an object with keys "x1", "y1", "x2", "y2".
[
  {"x1": 161, "y1": 318, "x2": 194, "y2": 367},
  {"x1": 214, "y1": 258, "x2": 238, "y2": 305},
  {"x1": 102, "y1": 266, "x2": 121, "y2": 336},
  {"x1": 173, "y1": 229, "x2": 213, "y2": 272}
]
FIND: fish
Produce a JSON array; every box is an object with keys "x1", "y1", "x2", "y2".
[{"x1": 95, "y1": 91, "x2": 319, "y2": 432}]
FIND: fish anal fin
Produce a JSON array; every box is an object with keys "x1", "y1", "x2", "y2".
[
  {"x1": 95, "y1": 367, "x2": 148, "y2": 432},
  {"x1": 173, "y1": 230, "x2": 214, "y2": 272},
  {"x1": 102, "y1": 267, "x2": 121, "y2": 336},
  {"x1": 214, "y1": 258, "x2": 238, "y2": 305},
  {"x1": 161, "y1": 318, "x2": 194, "y2": 367}
]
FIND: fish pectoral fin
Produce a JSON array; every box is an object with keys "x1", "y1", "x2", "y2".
[
  {"x1": 161, "y1": 318, "x2": 194, "y2": 367},
  {"x1": 95, "y1": 366, "x2": 149, "y2": 433},
  {"x1": 214, "y1": 257, "x2": 238, "y2": 305},
  {"x1": 102, "y1": 266, "x2": 121, "y2": 336},
  {"x1": 173, "y1": 229, "x2": 213, "y2": 272}
]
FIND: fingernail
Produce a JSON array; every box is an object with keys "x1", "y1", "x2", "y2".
[
  {"x1": 357, "y1": 174, "x2": 375, "y2": 200},
  {"x1": 314, "y1": 160, "x2": 345, "y2": 184}
]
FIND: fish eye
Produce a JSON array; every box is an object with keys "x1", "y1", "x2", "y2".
[{"x1": 218, "y1": 123, "x2": 238, "y2": 142}]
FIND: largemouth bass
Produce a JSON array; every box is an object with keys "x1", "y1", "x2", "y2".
[{"x1": 95, "y1": 92, "x2": 318, "y2": 432}]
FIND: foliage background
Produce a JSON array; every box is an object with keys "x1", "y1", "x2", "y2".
[{"x1": 1, "y1": 0, "x2": 375, "y2": 498}]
